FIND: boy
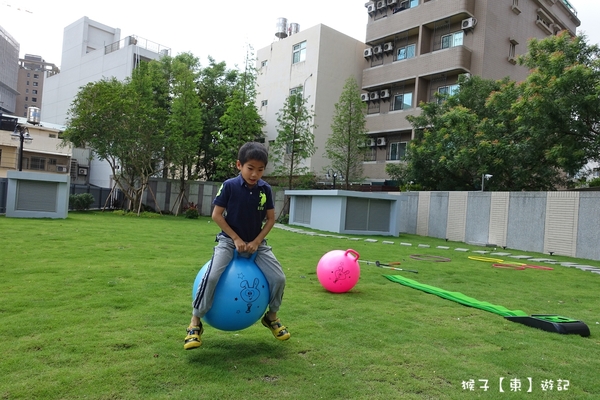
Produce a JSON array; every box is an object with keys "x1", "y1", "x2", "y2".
[{"x1": 184, "y1": 142, "x2": 290, "y2": 350}]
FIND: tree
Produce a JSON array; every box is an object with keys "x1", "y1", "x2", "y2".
[
  {"x1": 214, "y1": 48, "x2": 264, "y2": 181},
  {"x1": 325, "y1": 76, "x2": 368, "y2": 189},
  {"x1": 271, "y1": 91, "x2": 317, "y2": 189},
  {"x1": 164, "y1": 53, "x2": 203, "y2": 214},
  {"x1": 514, "y1": 32, "x2": 600, "y2": 174},
  {"x1": 196, "y1": 57, "x2": 239, "y2": 180},
  {"x1": 64, "y1": 64, "x2": 169, "y2": 213},
  {"x1": 406, "y1": 68, "x2": 592, "y2": 191}
]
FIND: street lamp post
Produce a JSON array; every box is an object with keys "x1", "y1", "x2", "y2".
[
  {"x1": 481, "y1": 174, "x2": 493, "y2": 191},
  {"x1": 326, "y1": 169, "x2": 344, "y2": 189},
  {"x1": 11, "y1": 125, "x2": 33, "y2": 171}
]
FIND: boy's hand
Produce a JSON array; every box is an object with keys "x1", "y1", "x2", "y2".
[
  {"x1": 245, "y1": 240, "x2": 260, "y2": 254},
  {"x1": 233, "y1": 238, "x2": 247, "y2": 253}
]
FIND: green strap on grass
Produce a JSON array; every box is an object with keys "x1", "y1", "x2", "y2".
[{"x1": 384, "y1": 275, "x2": 528, "y2": 317}]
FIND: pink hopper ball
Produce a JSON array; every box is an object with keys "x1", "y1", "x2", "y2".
[{"x1": 316, "y1": 249, "x2": 361, "y2": 293}]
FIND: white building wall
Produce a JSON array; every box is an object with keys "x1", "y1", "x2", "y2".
[
  {"x1": 41, "y1": 17, "x2": 166, "y2": 188},
  {"x1": 255, "y1": 24, "x2": 365, "y2": 178}
]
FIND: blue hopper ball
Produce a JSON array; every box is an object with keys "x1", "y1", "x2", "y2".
[{"x1": 192, "y1": 250, "x2": 269, "y2": 331}]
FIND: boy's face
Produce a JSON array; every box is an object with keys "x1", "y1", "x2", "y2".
[{"x1": 236, "y1": 159, "x2": 266, "y2": 187}]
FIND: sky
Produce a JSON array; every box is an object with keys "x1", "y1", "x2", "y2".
[{"x1": 2, "y1": 0, "x2": 600, "y2": 71}]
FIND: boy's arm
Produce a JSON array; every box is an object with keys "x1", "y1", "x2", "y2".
[
  {"x1": 212, "y1": 204, "x2": 247, "y2": 253},
  {"x1": 246, "y1": 208, "x2": 276, "y2": 254}
]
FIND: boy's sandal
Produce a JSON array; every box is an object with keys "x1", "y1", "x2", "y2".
[
  {"x1": 184, "y1": 325, "x2": 203, "y2": 350},
  {"x1": 261, "y1": 314, "x2": 291, "y2": 341}
]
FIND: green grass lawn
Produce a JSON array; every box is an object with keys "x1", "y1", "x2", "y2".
[{"x1": 1, "y1": 212, "x2": 599, "y2": 399}]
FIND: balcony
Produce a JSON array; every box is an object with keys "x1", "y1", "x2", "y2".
[
  {"x1": 366, "y1": 0, "x2": 476, "y2": 44},
  {"x1": 362, "y1": 45, "x2": 472, "y2": 89},
  {"x1": 365, "y1": 107, "x2": 421, "y2": 134}
]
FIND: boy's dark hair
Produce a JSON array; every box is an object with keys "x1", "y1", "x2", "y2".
[{"x1": 238, "y1": 142, "x2": 269, "y2": 166}]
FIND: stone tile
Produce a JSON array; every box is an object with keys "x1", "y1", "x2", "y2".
[{"x1": 455, "y1": 248, "x2": 469, "y2": 252}]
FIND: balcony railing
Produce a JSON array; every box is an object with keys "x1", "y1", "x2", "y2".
[{"x1": 105, "y1": 35, "x2": 171, "y2": 57}]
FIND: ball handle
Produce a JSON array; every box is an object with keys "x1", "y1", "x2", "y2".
[
  {"x1": 234, "y1": 249, "x2": 258, "y2": 263},
  {"x1": 345, "y1": 249, "x2": 360, "y2": 261}
]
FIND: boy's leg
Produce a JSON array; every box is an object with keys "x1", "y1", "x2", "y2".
[
  {"x1": 185, "y1": 236, "x2": 235, "y2": 349},
  {"x1": 255, "y1": 243, "x2": 290, "y2": 341}
]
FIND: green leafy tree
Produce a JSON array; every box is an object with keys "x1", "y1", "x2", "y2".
[
  {"x1": 325, "y1": 77, "x2": 368, "y2": 189},
  {"x1": 163, "y1": 53, "x2": 203, "y2": 213},
  {"x1": 515, "y1": 32, "x2": 600, "y2": 174},
  {"x1": 214, "y1": 48, "x2": 264, "y2": 181},
  {"x1": 197, "y1": 57, "x2": 239, "y2": 180},
  {"x1": 406, "y1": 70, "x2": 588, "y2": 191},
  {"x1": 271, "y1": 92, "x2": 317, "y2": 189}
]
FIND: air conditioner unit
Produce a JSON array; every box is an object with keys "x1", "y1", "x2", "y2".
[
  {"x1": 363, "y1": 47, "x2": 373, "y2": 58},
  {"x1": 57, "y1": 165, "x2": 68, "y2": 173},
  {"x1": 369, "y1": 91, "x2": 380, "y2": 100},
  {"x1": 462, "y1": 17, "x2": 476, "y2": 30},
  {"x1": 372, "y1": 45, "x2": 383, "y2": 54},
  {"x1": 380, "y1": 89, "x2": 390, "y2": 99},
  {"x1": 78, "y1": 167, "x2": 88, "y2": 176},
  {"x1": 377, "y1": 0, "x2": 386, "y2": 9},
  {"x1": 367, "y1": 138, "x2": 377, "y2": 147},
  {"x1": 366, "y1": 2, "x2": 376, "y2": 13},
  {"x1": 360, "y1": 93, "x2": 370, "y2": 102},
  {"x1": 383, "y1": 42, "x2": 393, "y2": 52},
  {"x1": 376, "y1": 137, "x2": 387, "y2": 146},
  {"x1": 387, "y1": 0, "x2": 398, "y2": 5}
]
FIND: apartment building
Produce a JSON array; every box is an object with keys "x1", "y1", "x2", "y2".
[
  {"x1": 41, "y1": 17, "x2": 170, "y2": 187},
  {"x1": 255, "y1": 23, "x2": 365, "y2": 179},
  {"x1": 0, "y1": 25, "x2": 20, "y2": 115},
  {"x1": 361, "y1": 0, "x2": 580, "y2": 180},
  {"x1": 0, "y1": 114, "x2": 71, "y2": 179},
  {"x1": 15, "y1": 55, "x2": 59, "y2": 118}
]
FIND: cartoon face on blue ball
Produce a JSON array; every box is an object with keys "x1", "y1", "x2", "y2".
[{"x1": 240, "y1": 278, "x2": 261, "y2": 313}]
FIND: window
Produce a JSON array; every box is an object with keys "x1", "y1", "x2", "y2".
[
  {"x1": 289, "y1": 87, "x2": 303, "y2": 96},
  {"x1": 261, "y1": 60, "x2": 268, "y2": 67},
  {"x1": 389, "y1": 142, "x2": 408, "y2": 160},
  {"x1": 33, "y1": 74, "x2": 39, "y2": 79},
  {"x1": 396, "y1": 44, "x2": 416, "y2": 61},
  {"x1": 26, "y1": 89, "x2": 29, "y2": 93},
  {"x1": 27, "y1": 72, "x2": 31, "y2": 77},
  {"x1": 48, "y1": 158, "x2": 57, "y2": 165},
  {"x1": 32, "y1": 97, "x2": 37, "y2": 103},
  {"x1": 33, "y1": 82, "x2": 38, "y2": 86},
  {"x1": 25, "y1": 96, "x2": 28, "y2": 101},
  {"x1": 26, "y1": 81, "x2": 30, "y2": 85},
  {"x1": 364, "y1": 147, "x2": 376, "y2": 162},
  {"x1": 292, "y1": 41, "x2": 306, "y2": 64},
  {"x1": 393, "y1": 92, "x2": 413, "y2": 111},
  {"x1": 32, "y1": 90, "x2": 37, "y2": 94},
  {"x1": 441, "y1": 31, "x2": 464, "y2": 49},
  {"x1": 31, "y1": 157, "x2": 46, "y2": 171},
  {"x1": 438, "y1": 84, "x2": 460, "y2": 103},
  {"x1": 261, "y1": 100, "x2": 268, "y2": 107}
]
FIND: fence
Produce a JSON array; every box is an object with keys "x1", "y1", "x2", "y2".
[{"x1": 69, "y1": 184, "x2": 124, "y2": 210}]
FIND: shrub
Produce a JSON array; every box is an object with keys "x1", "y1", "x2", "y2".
[
  {"x1": 589, "y1": 177, "x2": 600, "y2": 187},
  {"x1": 69, "y1": 193, "x2": 95, "y2": 210},
  {"x1": 184, "y1": 202, "x2": 199, "y2": 219}
]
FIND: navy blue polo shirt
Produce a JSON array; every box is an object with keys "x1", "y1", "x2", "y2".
[{"x1": 213, "y1": 174, "x2": 274, "y2": 243}]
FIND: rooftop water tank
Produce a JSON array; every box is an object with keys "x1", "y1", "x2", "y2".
[
  {"x1": 275, "y1": 17, "x2": 288, "y2": 39},
  {"x1": 27, "y1": 107, "x2": 41, "y2": 125},
  {"x1": 288, "y1": 23, "x2": 300, "y2": 36}
]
